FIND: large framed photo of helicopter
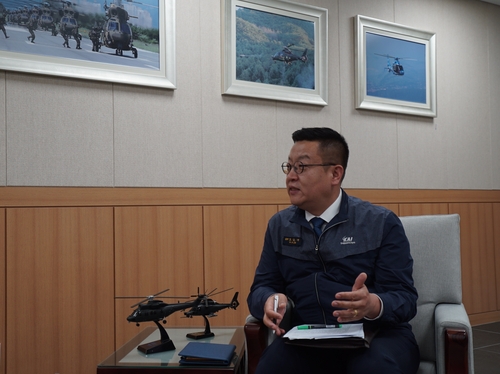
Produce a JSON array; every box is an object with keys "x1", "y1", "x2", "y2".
[
  {"x1": 221, "y1": 0, "x2": 328, "y2": 106},
  {"x1": 355, "y1": 15, "x2": 436, "y2": 117},
  {"x1": 0, "y1": 0, "x2": 175, "y2": 89}
]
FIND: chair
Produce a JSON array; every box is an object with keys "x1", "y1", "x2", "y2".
[{"x1": 244, "y1": 214, "x2": 474, "y2": 374}]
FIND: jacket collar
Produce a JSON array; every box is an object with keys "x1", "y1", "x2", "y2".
[{"x1": 290, "y1": 189, "x2": 350, "y2": 228}]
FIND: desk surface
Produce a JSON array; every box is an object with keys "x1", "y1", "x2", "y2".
[{"x1": 97, "y1": 327, "x2": 245, "y2": 373}]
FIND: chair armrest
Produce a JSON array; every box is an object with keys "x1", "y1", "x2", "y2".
[
  {"x1": 244, "y1": 316, "x2": 270, "y2": 374},
  {"x1": 435, "y1": 303, "x2": 474, "y2": 374},
  {"x1": 244, "y1": 299, "x2": 293, "y2": 374}
]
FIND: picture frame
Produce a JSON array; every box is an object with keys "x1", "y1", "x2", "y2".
[
  {"x1": 354, "y1": 15, "x2": 436, "y2": 117},
  {"x1": 0, "y1": 0, "x2": 175, "y2": 89},
  {"x1": 221, "y1": 0, "x2": 328, "y2": 106}
]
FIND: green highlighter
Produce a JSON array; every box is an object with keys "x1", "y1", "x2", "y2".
[{"x1": 297, "y1": 324, "x2": 342, "y2": 330}]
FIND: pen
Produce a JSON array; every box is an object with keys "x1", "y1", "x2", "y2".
[
  {"x1": 297, "y1": 324, "x2": 342, "y2": 330},
  {"x1": 272, "y1": 294, "x2": 279, "y2": 334}
]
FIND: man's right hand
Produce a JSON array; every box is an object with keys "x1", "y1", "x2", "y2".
[{"x1": 263, "y1": 293, "x2": 286, "y2": 336}]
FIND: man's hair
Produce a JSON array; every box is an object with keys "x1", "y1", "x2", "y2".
[{"x1": 292, "y1": 127, "x2": 349, "y2": 179}]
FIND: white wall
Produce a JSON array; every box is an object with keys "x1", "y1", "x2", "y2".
[{"x1": 1, "y1": 0, "x2": 499, "y2": 189}]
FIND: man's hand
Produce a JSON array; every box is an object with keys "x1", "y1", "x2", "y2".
[
  {"x1": 263, "y1": 293, "x2": 286, "y2": 336},
  {"x1": 331, "y1": 272, "x2": 381, "y2": 322}
]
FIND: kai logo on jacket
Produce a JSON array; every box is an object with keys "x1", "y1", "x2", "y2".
[{"x1": 341, "y1": 236, "x2": 356, "y2": 245}]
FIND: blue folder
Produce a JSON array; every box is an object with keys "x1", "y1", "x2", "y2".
[{"x1": 178, "y1": 342, "x2": 236, "y2": 366}]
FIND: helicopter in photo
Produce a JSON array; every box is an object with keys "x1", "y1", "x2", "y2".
[
  {"x1": 374, "y1": 53, "x2": 416, "y2": 76},
  {"x1": 101, "y1": 0, "x2": 138, "y2": 58},
  {"x1": 38, "y1": 2, "x2": 57, "y2": 35},
  {"x1": 59, "y1": 0, "x2": 81, "y2": 48},
  {"x1": 272, "y1": 44, "x2": 308, "y2": 65}
]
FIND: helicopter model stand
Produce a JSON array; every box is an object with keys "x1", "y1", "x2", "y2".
[
  {"x1": 186, "y1": 315, "x2": 215, "y2": 340},
  {"x1": 137, "y1": 320, "x2": 175, "y2": 354}
]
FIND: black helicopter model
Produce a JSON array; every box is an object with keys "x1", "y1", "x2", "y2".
[
  {"x1": 101, "y1": 0, "x2": 138, "y2": 58},
  {"x1": 272, "y1": 44, "x2": 308, "y2": 65},
  {"x1": 374, "y1": 53, "x2": 414, "y2": 76},
  {"x1": 126, "y1": 288, "x2": 199, "y2": 354},
  {"x1": 127, "y1": 288, "x2": 199, "y2": 324},
  {"x1": 184, "y1": 289, "x2": 240, "y2": 339}
]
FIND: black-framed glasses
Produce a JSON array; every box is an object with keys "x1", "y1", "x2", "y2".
[{"x1": 281, "y1": 161, "x2": 337, "y2": 175}]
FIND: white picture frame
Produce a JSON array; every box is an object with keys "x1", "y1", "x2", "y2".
[
  {"x1": 221, "y1": 0, "x2": 328, "y2": 106},
  {"x1": 355, "y1": 15, "x2": 436, "y2": 117},
  {"x1": 0, "y1": 0, "x2": 176, "y2": 89}
]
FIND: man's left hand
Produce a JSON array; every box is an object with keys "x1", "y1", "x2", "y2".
[{"x1": 331, "y1": 272, "x2": 381, "y2": 322}]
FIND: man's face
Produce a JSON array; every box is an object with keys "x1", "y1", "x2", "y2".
[{"x1": 286, "y1": 141, "x2": 341, "y2": 216}]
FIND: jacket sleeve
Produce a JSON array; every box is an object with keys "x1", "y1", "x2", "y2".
[
  {"x1": 247, "y1": 221, "x2": 286, "y2": 320},
  {"x1": 372, "y1": 212, "x2": 418, "y2": 324}
]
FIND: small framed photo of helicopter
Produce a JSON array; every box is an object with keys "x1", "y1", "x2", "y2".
[
  {"x1": 0, "y1": 1, "x2": 175, "y2": 89},
  {"x1": 355, "y1": 15, "x2": 436, "y2": 117},
  {"x1": 221, "y1": 0, "x2": 328, "y2": 106}
]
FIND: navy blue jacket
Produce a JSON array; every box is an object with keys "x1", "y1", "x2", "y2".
[{"x1": 247, "y1": 190, "x2": 418, "y2": 328}]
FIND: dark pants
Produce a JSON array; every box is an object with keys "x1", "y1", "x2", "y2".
[{"x1": 255, "y1": 325, "x2": 420, "y2": 374}]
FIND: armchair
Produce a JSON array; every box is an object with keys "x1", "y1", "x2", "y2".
[{"x1": 245, "y1": 214, "x2": 474, "y2": 374}]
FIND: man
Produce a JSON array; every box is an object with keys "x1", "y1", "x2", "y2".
[{"x1": 247, "y1": 127, "x2": 419, "y2": 373}]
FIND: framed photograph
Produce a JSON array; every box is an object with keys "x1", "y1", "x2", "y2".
[
  {"x1": 0, "y1": 0, "x2": 175, "y2": 89},
  {"x1": 355, "y1": 15, "x2": 436, "y2": 117},
  {"x1": 221, "y1": 0, "x2": 328, "y2": 106}
]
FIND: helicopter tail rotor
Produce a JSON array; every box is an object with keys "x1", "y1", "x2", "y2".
[{"x1": 230, "y1": 292, "x2": 239, "y2": 309}]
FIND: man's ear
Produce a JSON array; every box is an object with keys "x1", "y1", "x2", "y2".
[{"x1": 331, "y1": 165, "x2": 344, "y2": 185}]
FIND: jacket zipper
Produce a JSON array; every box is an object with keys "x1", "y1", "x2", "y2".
[{"x1": 313, "y1": 219, "x2": 348, "y2": 324}]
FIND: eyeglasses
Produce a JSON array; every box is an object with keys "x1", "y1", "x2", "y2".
[{"x1": 281, "y1": 161, "x2": 337, "y2": 175}]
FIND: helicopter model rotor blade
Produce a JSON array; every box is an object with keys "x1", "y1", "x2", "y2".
[
  {"x1": 208, "y1": 287, "x2": 233, "y2": 297},
  {"x1": 126, "y1": 288, "x2": 189, "y2": 308},
  {"x1": 128, "y1": 288, "x2": 170, "y2": 307}
]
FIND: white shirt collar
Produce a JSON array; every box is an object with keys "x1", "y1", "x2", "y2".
[{"x1": 305, "y1": 189, "x2": 342, "y2": 223}]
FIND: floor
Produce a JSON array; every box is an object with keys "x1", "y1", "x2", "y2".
[{"x1": 473, "y1": 322, "x2": 500, "y2": 374}]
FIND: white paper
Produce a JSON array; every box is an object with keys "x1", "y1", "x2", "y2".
[{"x1": 284, "y1": 323, "x2": 365, "y2": 340}]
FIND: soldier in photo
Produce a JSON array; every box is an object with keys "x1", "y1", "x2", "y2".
[
  {"x1": 0, "y1": 2, "x2": 9, "y2": 38},
  {"x1": 89, "y1": 24, "x2": 102, "y2": 52},
  {"x1": 26, "y1": 6, "x2": 40, "y2": 43}
]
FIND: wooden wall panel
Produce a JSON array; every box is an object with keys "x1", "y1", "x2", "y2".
[
  {"x1": 6, "y1": 207, "x2": 114, "y2": 374},
  {"x1": 449, "y1": 203, "x2": 497, "y2": 316},
  {"x1": 399, "y1": 203, "x2": 449, "y2": 216},
  {"x1": 378, "y1": 203, "x2": 399, "y2": 216},
  {"x1": 114, "y1": 206, "x2": 205, "y2": 347},
  {"x1": 0, "y1": 187, "x2": 499, "y2": 374},
  {"x1": 494, "y1": 204, "x2": 500, "y2": 311},
  {"x1": 203, "y1": 205, "x2": 278, "y2": 326},
  {"x1": 0, "y1": 209, "x2": 4, "y2": 374}
]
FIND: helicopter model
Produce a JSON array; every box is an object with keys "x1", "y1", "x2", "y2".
[
  {"x1": 374, "y1": 53, "x2": 413, "y2": 76},
  {"x1": 126, "y1": 288, "x2": 200, "y2": 354},
  {"x1": 126, "y1": 288, "x2": 199, "y2": 325},
  {"x1": 272, "y1": 44, "x2": 308, "y2": 65},
  {"x1": 184, "y1": 289, "x2": 239, "y2": 339},
  {"x1": 101, "y1": 0, "x2": 138, "y2": 58}
]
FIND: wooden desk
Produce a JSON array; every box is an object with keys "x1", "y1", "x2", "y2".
[{"x1": 97, "y1": 327, "x2": 245, "y2": 373}]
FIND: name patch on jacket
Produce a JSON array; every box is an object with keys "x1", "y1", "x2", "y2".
[{"x1": 283, "y1": 237, "x2": 302, "y2": 246}]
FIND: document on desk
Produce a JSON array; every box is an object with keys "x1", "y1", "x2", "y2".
[{"x1": 284, "y1": 323, "x2": 364, "y2": 340}]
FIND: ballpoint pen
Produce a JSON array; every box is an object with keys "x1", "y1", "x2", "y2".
[{"x1": 272, "y1": 294, "x2": 279, "y2": 334}]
